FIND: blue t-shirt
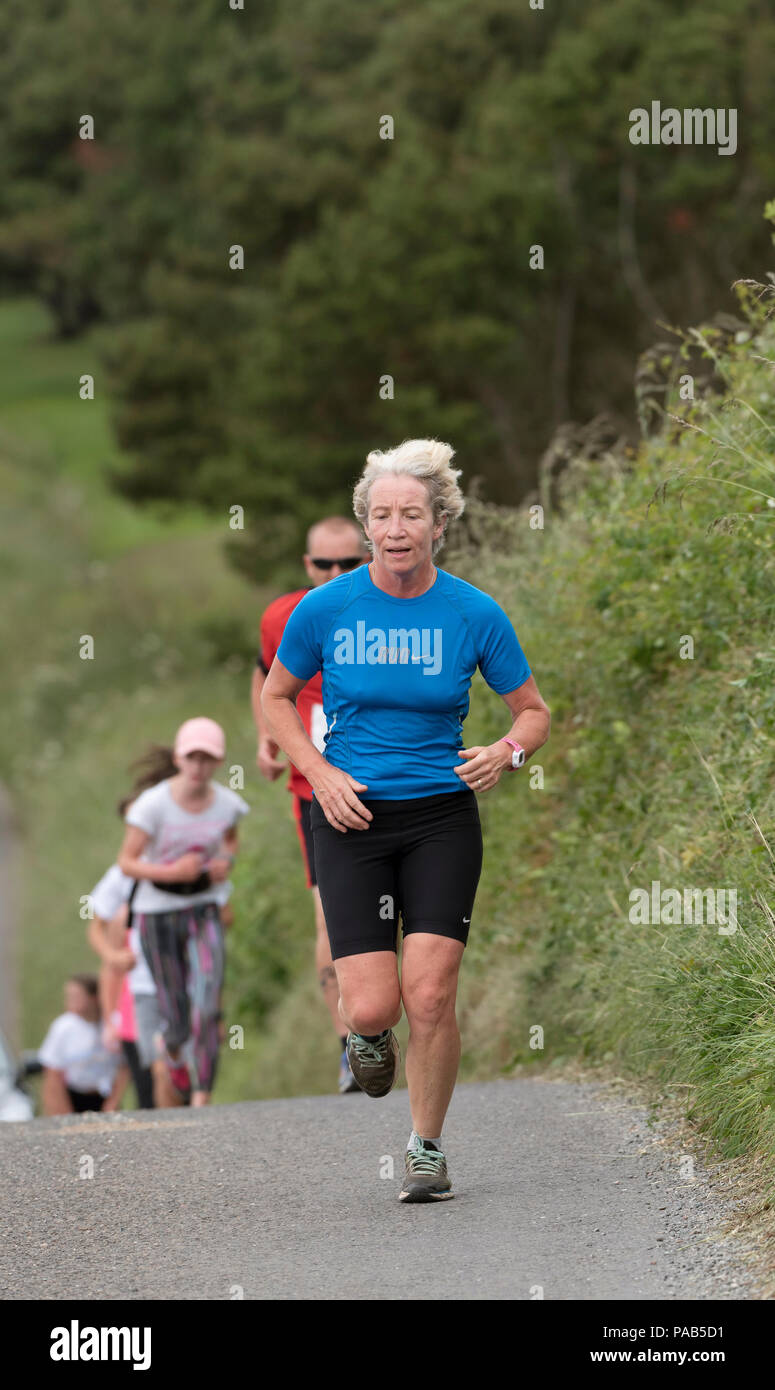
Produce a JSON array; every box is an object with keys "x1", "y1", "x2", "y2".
[{"x1": 276, "y1": 563, "x2": 531, "y2": 799}]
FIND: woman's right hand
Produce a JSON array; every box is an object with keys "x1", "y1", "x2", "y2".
[
  {"x1": 165, "y1": 851, "x2": 207, "y2": 882},
  {"x1": 313, "y1": 768, "x2": 372, "y2": 833}
]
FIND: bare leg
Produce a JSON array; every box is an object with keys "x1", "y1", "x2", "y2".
[
  {"x1": 335, "y1": 951, "x2": 403, "y2": 1036},
  {"x1": 400, "y1": 934, "x2": 464, "y2": 1139},
  {"x1": 313, "y1": 887, "x2": 344, "y2": 1037},
  {"x1": 150, "y1": 1058, "x2": 183, "y2": 1109}
]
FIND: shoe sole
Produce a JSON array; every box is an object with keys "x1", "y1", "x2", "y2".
[{"x1": 398, "y1": 1188, "x2": 454, "y2": 1202}]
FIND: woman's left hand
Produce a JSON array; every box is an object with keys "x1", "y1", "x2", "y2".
[{"x1": 453, "y1": 742, "x2": 510, "y2": 792}]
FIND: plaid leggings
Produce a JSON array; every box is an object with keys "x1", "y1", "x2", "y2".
[{"x1": 136, "y1": 902, "x2": 224, "y2": 1095}]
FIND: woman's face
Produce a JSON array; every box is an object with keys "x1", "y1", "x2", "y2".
[
  {"x1": 365, "y1": 475, "x2": 444, "y2": 574},
  {"x1": 177, "y1": 750, "x2": 220, "y2": 786}
]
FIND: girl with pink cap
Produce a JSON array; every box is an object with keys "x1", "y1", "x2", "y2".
[{"x1": 117, "y1": 717, "x2": 250, "y2": 1105}]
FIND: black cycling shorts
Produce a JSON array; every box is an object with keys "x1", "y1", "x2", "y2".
[
  {"x1": 293, "y1": 795, "x2": 317, "y2": 888},
  {"x1": 309, "y1": 789, "x2": 483, "y2": 960}
]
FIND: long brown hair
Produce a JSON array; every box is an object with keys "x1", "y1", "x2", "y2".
[{"x1": 118, "y1": 744, "x2": 177, "y2": 817}]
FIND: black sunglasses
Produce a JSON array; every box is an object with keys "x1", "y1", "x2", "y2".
[{"x1": 309, "y1": 556, "x2": 364, "y2": 571}]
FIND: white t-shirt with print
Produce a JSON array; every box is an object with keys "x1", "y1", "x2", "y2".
[
  {"x1": 39, "y1": 1012, "x2": 119, "y2": 1096},
  {"x1": 126, "y1": 779, "x2": 249, "y2": 914}
]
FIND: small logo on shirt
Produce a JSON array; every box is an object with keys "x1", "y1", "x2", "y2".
[
  {"x1": 333, "y1": 622, "x2": 442, "y2": 675},
  {"x1": 462, "y1": 916, "x2": 471, "y2": 924}
]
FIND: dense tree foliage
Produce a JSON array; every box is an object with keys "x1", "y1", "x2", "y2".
[{"x1": 0, "y1": 0, "x2": 773, "y2": 573}]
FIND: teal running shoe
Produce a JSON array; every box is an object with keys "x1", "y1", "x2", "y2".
[
  {"x1": 345, "y1": 1029, "x2": 400, "y2": 1098},
  {"x1": 399, "y1": 1140, "x2": 453, "y2": 1202}
]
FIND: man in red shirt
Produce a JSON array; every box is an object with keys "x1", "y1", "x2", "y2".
[{"x1": 251, "y1": 516, "x2": 368, "y2": 1093}]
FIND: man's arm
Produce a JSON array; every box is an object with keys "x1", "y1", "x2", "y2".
[
  {"x1": 252, "y1": 661, "x2": 286, "y2": 781},
  {"x1": 251, "y1": 662, "x2": 269, "y2": 739}
]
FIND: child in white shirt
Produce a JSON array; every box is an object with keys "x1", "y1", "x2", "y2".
[{"x1": 39, "y1": 975, "x2": 121, "y2": 1114}]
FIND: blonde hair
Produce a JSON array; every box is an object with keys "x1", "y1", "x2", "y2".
[{"x1": 352, "y1": 438, "x2": 465, "y2": 556}]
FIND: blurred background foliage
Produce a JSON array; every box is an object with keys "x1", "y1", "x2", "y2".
[{"x1": 0, "y1": 0, "x2": 773, "y2": 580}]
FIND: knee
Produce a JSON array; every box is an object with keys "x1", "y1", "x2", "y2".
[
  {"x1": 346, "y1": 992, "x2": 402, "y2": 1035},
  {"x1": 403, "y1": 984, "x2": 455, "y2": 1031}
]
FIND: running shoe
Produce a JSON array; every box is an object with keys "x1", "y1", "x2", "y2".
[
  {"x1": 345, "y1": 1029, "x2": 400, "y2": 1098},
  {"x1": 168, "y1": 1063, "x2": 191, "y2": 1099},
  {"x1": 399, "y1": 1141, "x2": 453, "y2": 1202},
  {"x1": 152, "y1": 1031, "x2": 192, "y2": 1102},
  {"x1": 338, "y1": 1047, "x2": 362, "y2": 1094}
]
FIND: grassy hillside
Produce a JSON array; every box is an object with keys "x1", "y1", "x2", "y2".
[{"x1": 452, "y1": 282, "x2": 775, "y2": 1165}]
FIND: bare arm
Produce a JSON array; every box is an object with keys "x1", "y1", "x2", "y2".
[
  {"x1": 262, "y1": 658, "x2": 372, "y2": 831},
  {"x1": 454, "y1": 675, "x2": 551, "y2": 792},
  {"x1": 98, "y1": 910, "x2": 132, "y2": 1020},
  {"x1": 251, "y1": 663, "x2": 268, "y2": 738},
  {"x1": 252, "y1": 664, "x2": 286, "y2": 781},
  {"x1": 88, "y1": 908, "x2": 134, "y2": 971},
  {"x1": 207, "y1": 823, "x2": 240, "y2": 883},
  {"x1": 87, "y1": 913, "x2": 111, "y2": 962},
  {"x1": 117, "y1": 825, "x2": 204, "y2": 883},
  {"x1": 498, "y1": 676, "x2": 551, "y2": 758}
]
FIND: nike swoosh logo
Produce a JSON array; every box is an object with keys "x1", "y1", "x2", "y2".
[{"x1": 462, "y1": 917, "x2": 471, "y2": 923}]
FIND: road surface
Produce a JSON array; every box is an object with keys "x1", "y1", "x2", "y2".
[{"x1": 0, "y1": 1076, "x2": 761, "y2": 1300}]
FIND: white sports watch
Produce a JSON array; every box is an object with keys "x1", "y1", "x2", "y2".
[{"x1": 501, "y1": 737, "x2": 526, "y2": 769}]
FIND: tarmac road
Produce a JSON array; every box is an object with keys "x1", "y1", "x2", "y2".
[{"x1": 0, "y1": 1076, "x2": 761, "y2": 1301}]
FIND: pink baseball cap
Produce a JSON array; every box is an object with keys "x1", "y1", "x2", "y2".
[{"x1": 174, "y1": 717, "x2": 226, "y2": 761}]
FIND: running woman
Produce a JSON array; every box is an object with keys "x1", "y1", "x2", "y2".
[
  {"x1": 117, "y1": 718, "x2": 249, "y2": 1106},
  {"x1": 251, "y1": 516, "x2": 368, "y2": 1094},
  {"x1": 262, "y1": 439, "x2": 550, "y2": 1201}
]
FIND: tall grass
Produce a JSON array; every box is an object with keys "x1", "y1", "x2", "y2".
[{"x1": 440, "y1": 279, "x2": 775, "y2": 1165}]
